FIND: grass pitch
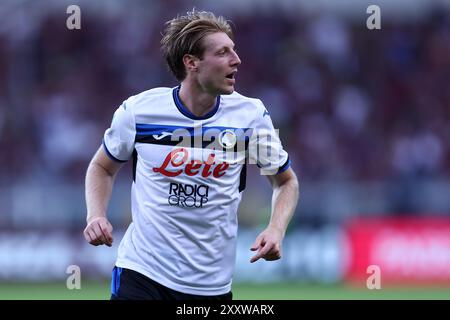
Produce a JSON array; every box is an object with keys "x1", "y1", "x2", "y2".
[{"x1": 0, "y1": 281, "x2": 449, "y2": 300}]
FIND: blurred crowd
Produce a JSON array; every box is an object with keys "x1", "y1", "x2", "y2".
[{"x1": 1, "y1": 2, "x2": 450, "y2": 186}]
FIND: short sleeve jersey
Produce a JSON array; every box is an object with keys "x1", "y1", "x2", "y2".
[{"x1": 103, "y1": 86, "x2": 290, "y2": 295}]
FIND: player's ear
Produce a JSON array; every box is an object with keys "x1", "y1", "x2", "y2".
[{"x1": 183, "y1": 54, "x2": 199, "y2": 73}]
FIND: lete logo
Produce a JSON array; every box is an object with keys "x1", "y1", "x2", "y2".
[{"x1": 153, "y1": 148, "x2": 230, "y2": 178}]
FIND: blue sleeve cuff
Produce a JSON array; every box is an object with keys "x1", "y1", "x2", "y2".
[
  {"x1": 102, "y1": 139, "x2": 128, "y2": 163},
  {"x1": 276, "y1": 158, "x2": 291, "y2": 174}
]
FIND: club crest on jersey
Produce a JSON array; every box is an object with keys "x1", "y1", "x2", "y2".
[{"x1": 218, "y1": 130, "x2": 237, "y2": 149}]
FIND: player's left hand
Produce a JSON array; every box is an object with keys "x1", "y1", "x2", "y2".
[{"x1": 249, "y1": 226, "x2": 284, "y2": 263}]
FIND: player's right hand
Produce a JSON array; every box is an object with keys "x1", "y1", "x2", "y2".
[{"x1": 83, "y1": 217, "x2": 114, "y2": 247}]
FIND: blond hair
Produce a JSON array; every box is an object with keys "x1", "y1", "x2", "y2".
[{"x1": 161, "y1": 10, "x2": 234, "y2": 81}]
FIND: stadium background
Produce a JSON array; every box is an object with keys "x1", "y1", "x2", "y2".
[{"x1": 1, "y1": 0, "x2": 450, "y2": 299}]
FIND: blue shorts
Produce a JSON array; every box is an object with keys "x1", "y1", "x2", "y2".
[{"x1": 110, "y1": 266, "x2": 233, "y2": 300}]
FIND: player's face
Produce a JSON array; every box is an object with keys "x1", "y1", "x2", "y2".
[{"x1": 196, "y1": 32, "x2": 241, "y2": 95}]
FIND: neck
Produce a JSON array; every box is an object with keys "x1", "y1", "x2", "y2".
[{"x1": 178, "y1": 81, "x2": 218, "y2": 117}]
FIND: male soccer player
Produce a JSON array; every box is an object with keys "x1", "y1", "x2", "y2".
[{"x1": 84, "y1": 10, "x2": 299, "y2": 300}]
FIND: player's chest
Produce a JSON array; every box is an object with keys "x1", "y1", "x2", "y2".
[{"x1": 134, "y1": 124, "x2": 250, "y2": 179}]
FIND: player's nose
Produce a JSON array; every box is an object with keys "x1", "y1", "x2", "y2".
[{"x1": 230, "y1": 50, "x2": 241, "y2": 67}]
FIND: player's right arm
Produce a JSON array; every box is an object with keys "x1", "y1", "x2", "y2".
[
  {"x1": 84, "y1": 146, "x2": 124, "y2": 247},
  {"x1": 84, "y1": 98, "x2": 135, "y2": 246}
]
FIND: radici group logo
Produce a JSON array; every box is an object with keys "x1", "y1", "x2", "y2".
[{"x1": 167, "y1": 182, "x2": 209, "y2": 208}]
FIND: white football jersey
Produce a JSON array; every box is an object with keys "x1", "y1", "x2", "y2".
[{"x1": 103, "y1": 86, "x2": 290, "y2": 295}]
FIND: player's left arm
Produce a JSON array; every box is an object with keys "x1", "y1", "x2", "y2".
[{"x1": 250, "y1": 167, "x2": 299, "y2": 263}]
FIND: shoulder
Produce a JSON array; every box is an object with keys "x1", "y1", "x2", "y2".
[
  {"x1": 222, "y1": 91, "x2": 264, "y2": 108},
  {"x1": 123, "y1": 87, "x2": 173, "y2": 111},
  {"x1": 221, "y1": 91, "x2": 268, "y2": 119}
]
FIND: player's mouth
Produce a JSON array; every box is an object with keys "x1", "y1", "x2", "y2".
[{"x1": 225, "y1": 71, "x2": 237, "y2": 84}]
